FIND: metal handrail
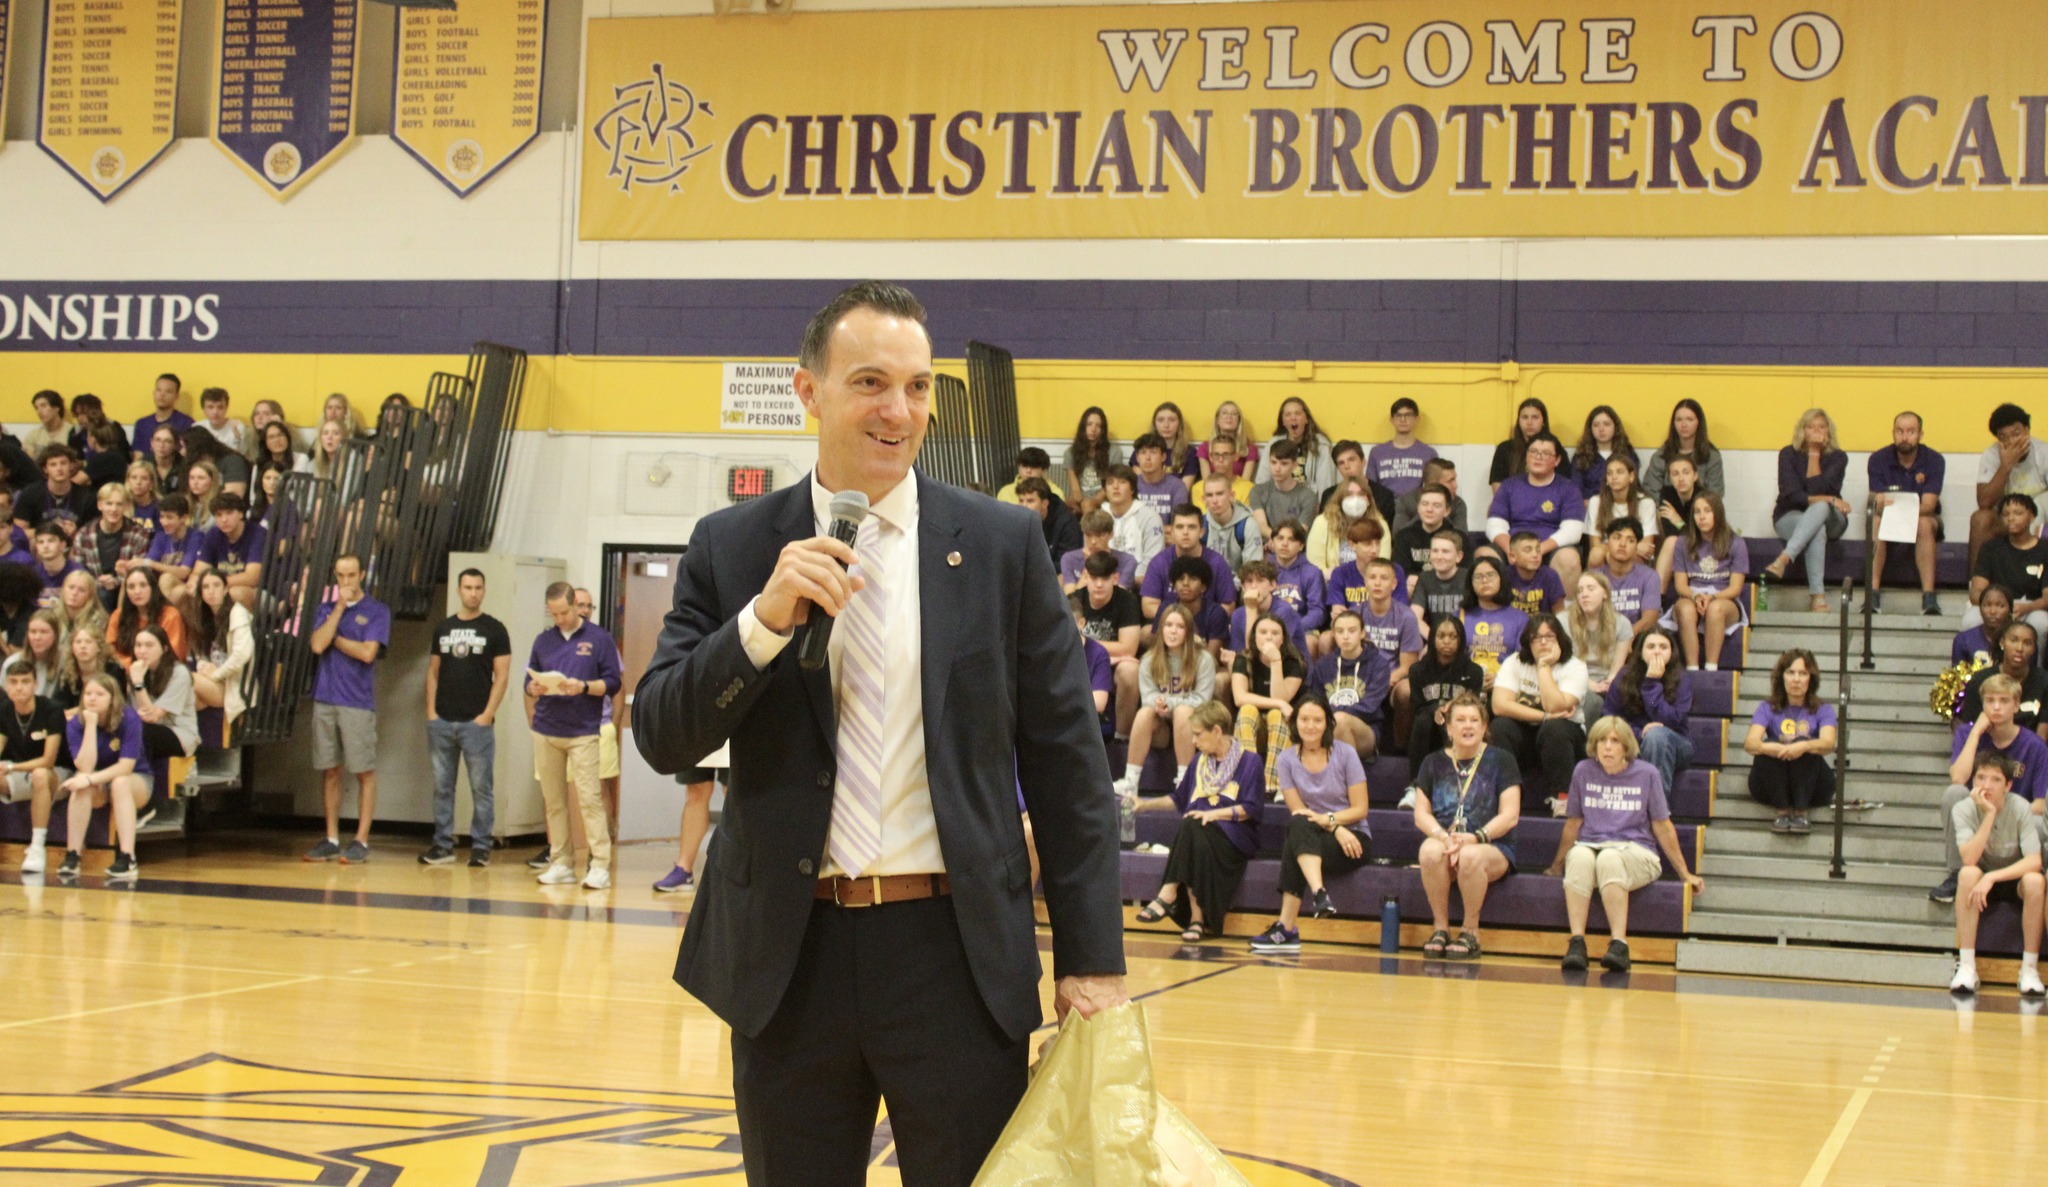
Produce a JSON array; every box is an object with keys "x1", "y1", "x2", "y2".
[
  {"x1": 1830, "y1": 575, "x2": 1853, "y2": 880},
  {"x1": 1858, "y1": 503, "x2": 1877, "y2": 671}
]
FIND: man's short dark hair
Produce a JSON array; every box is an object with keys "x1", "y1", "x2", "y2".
[
  {"x1": 1422, "y1": 457, "x2": 1456, "y2": 479},
  {"x1": 156, "y1": 373, "x2": 181, "y2": 390},
  {"x1": 1331, "y1": 439, "x2": 1364, "y2": 463},
  {"x1": 181, "y1": 426, "x2": 222, "y2": 460},
  {"x1": 1417, "y1": 482, "x2": 1451, "y2": 505},
  {"x1": 1015, "y1": 476, "x2": 1052, "y2": 502},
  {"x1": 212, "y1": 492, "x2": 249, "y2": 515},
  {"x1": 1524, "y1": 432, "x2": 1563, "y2": 458},
  {"x1": 1016, "y1": 446, "x2": 1050, "y2": 470},
  {"x1": 1508, "y1": 530, "x2": 1539, "y2": 548},
  {"x1": 1167, "y1": 555, "x2": 1211, "y2": 588},
  {"x1": 1238, "y1": 559, "x2": 1277, "y2": 583},
  {"x1": 1271, "y1": 518, "x2": 1308, "y2": 543},
  {"x1": 31, "y1": 390, "x2": 61, "y2": 414},
  {"x1": 1999, "y1": 493, "x2": 2040, "y2": 518},
  {"x1": 33, "y1": 521, "x2": 65, "y2": 541},
  {"x1": 1103, "y1": 464, "x2": 1138, "y2": 491},
  {"x1": 798, "y1": 281, "x2": 928, "y2": 374},
  {"x1": 158, "y1": 493, "x2": 191, "y2": 516},
  {"x1": 36, "y1": 444, "x2": 76, "y2": 468},
  {"x1": 334, "y1": 552, "x2": 365, "y2": 572},
  {"x1": 1991, "y1": 403, "x2": 2031, "y2": 435},
  {"x1": 1132, "y1": 432, "x2": 1167, "y2": 459},
  {"x1": 458, "y1": 568, "x2": 486, "y2": 584},
  {"x1": 1083, "y1": 551, "x2": 1120, "y2": 579},
  {"x1": 2, "y1": 658, "x2": 35, "y2": 681},
  {"x1": 1169, "y1": 503, "x2": 1203, "y2": 525},
  {"x1": 1604, "y1": 517, "x2": 1641, "y2": 540},
  {"x1": 544, "y1": 580, "x2": 574, "y2": 603},
  {"x1": 1269, "y1": 438, "x2": 1301, "y2": 462},
  {"x1": 1391, "y1": 397, "x2": 1419, "y2": 417},
  {"x1": 1975, "y1": 751, "x2": 2021, "y2": 785},
  {"x1": 200, "y1": 386, "x2": 229, "y2": 406}
]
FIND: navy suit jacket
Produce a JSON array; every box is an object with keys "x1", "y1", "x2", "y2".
[{"x1": 633, "y1": 472, "x2": 1126, "y2": 1042}]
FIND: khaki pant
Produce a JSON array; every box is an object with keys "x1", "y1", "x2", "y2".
[
  {"x1": 535, "y1": 732, "x2": 609, "y2": 869},
  {"x1": 1562, "y1": 841, "x2": 1661, "y2": 898}
]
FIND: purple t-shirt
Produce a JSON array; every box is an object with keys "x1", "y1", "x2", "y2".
[
  {"x1": 1506, "y1": 564, "x2": 1566, "y2": 617},
  {"x1": 1567, "y1": 757, "x2": 1669, "y2": 850},
  {"x1": 1751, "y1": 700, "x2": 1837, "y2": 746},
  {"x1": 1060, "y1": 547, "x2": 1137, "y2": 589},
  {"x1": 1356, "y1": 601, "x2": 1423, "y2": 662},
  {"x1": 1229, "y1": 600, "x2": 1306, "y2": 657},
  {"x1": 1947, "y1": 725, "x2": 2048, "y2": 802},
  {"x1": 1326, "y1": 559, "x2": 1409, "y2": 616},
  {"x1": 1671, "y1": 536, "x2": 1749, "y2": 596},
  {"x1": 1084, "y1": 637, "x2": 1114, "y2": 735},
  {"x1": 1134, "y1": 474, "x2": 1190, "y2": 521},
  {"x1": 34, "y1": 558, "x2": 80, "y2": 592},
  {"x1": 194, "y1": 523, "x2": 268, "y2": 575},
  {"x1": 131, "y1": 411, "x2": 195, "y2": 454},
  {"x1": 1277, "y1": 741, "x2": 1369, "y2": 826},
  {"x1": 1139, "y1": 547, "x2": 1236, "y2": 610},
  {"x1": 0, "y1": 547, "x2": 33, "y2": 569},
  {"x1": 312, "y1": 596, "x2": 391, "y2": 710},
  {"x1": 1599, "y1": 563, "x2": 1663, "y2": 623},
  {"x1": 66, "y1": 706, "x2": 147, "y2": 774},
  {"x1": 1953, "y1": 626, "x2": 1997, "y2": 667},
  {"x1": 1488, "y1": 474, "x2": 1586, "y2": 540},
  {"x1": 1368, "y1": 441, "x2": 1438, "y2": 499},
  {"x1": 526, "y1": 619, "x2": 625, "y2": 738},
  {"x1": 1170, "y1": 748, "x2": 1266, "y2": 855},
  {"x1": 146, "y1": 528, "x2": 202, "y2": 568},
  {"x1": 1463, "y1": 606, "x2": 1529, "y2": 678},
  {"x1": 1308, "y1": 646, "x2": 1389, "y2": 719}
]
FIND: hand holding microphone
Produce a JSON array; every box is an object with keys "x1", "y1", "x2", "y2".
[{"x1": 753, "y1": 491, "x2": 871, "y2": 670}]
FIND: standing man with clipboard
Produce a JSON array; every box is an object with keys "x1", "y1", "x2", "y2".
[{"x1": 634, "y1": 282, "x2": 1128, "y2": 1186}]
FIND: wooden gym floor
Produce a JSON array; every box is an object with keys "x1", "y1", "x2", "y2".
[{"x1": 0, "y1": 830, "x2": 2043, "y2": 1186}]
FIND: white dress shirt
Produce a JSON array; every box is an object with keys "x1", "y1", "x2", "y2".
[{"x1": 738, "y1": 473, "x2": 942, "y2": 877}]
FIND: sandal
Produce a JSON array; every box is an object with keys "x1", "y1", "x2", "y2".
[
  {"x1": 1135, "y1": 898, "x2": 1173, "y2": 925},
  {"x1": 1422, "y1": 929, "x2": 1451, "y2": 957},
  {"x1": 1809, "y1": 595, "x2": 1830, "y2": 613},
  {"x1": 1445, "y1": 932, "x2": 1483, "y2": 960},
  {"x1": 1180, "y1": 923, "x2": 1207, "y2": 944}
]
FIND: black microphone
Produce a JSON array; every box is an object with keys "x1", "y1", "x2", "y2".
[{"x1": 798, "y1": 489, "x2": 871, "y2": 671}]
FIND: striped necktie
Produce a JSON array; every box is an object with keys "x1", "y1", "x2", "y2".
[{"x1": 828, "y1": 516, "x2": 887, "y2": 878}]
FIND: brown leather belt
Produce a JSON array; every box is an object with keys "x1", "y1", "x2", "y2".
[{"x1": 815, "y1": 873, "x2": 951, "y2": 908}]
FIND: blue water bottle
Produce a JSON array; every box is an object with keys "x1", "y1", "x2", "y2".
[{"x1": 1380, "y1": 895, "x2": 1401, "y2": 954}]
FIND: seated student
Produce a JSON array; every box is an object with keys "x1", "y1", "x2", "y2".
[
  {"x1": 1307, "y1": 476, "x2": 1389, "y2": 576},
  {"x1": 1393, "y1": 457, "x2": 1469, "y2": 536},
  {"x1": 1584, "y1": 454, "x2": 1658, "y2": 570},
  {"x1": 1461, "y1": 555, "x2": 1528, "y2": 690},
  {"x1": 1200, "y1": 437, "x2": 1255, "y2": 504},
  {"x1": 1369, "y1": 398, "x2": 1437, "y2": 500},
  {"x1": 1594, "y1": 519, "x2": 1663, "y2": 636},
  {"x1": 1971, "y1": 403, "x2": 2048, "y2": 569},
  {"x1": 1115, "y1": 603, "x2": 1218, "y2": 798},
  {"x1": 1866, "y1": 411, "x2": 1946, "y2": 616},
  {"x1": 1063, "y1": 406, "x2": 1119, "y2": 516},
  {"x1": 1231, "y1": 612, "x2": 1305, "y2": 796},
  {"x1": 1070, "y1": 554, "x2": 1142, "y2": 735},
  {"x1": 1352, "y1": 561, "x2": 1422, "y2": 736},
  {"x1": 52, "y1": 570, "x2": 108, "y2": 654},
  {"x1": 132, "y1": 494, "x2": 201, "y2": 606},
  {"x1": 29, "y1": 521, "x2": 82, "y2": 604},
  {"x1": 187, "y1": 492, "x2": 266, "y2": 612},
  {"x1": 994, "y1": 446, "x2": 1067, "y2": 504},
  {"x1": 1642, "y1": 398, "x2": 1726, "y2": 502},
  {"x1": 1139, "y1": 505, "x2": 1236, "y2": 621},
  {"x1": 1933, "y1": 673, "x2": 2048, "y2": 905},
  {"x1": 1411, "y1": 691, "x2": 1522, "y2": 960},
  {"x1": 1745, "y1": 648, "x2": 1838, "y2": 837},
  {"x1": 1570, "y1": 404, "x2": 1638, "y2": 499},
  {"x1": 182, "y1": 426, "x2": 250, "y2": 498},
  {"x1": 1488, "y1": 612, "x2": 1590, "y2": 807},
  {"x1": 1014, "y1": 476, "x2": 1080, "y2": 564},
  {"x1": 11, "y1": 609, "x2": 64, "y2": 697},
  {"x1": 1663, "y1": 492, "x2": 1749, "y2": 672},
  {"x1": 1059, "y1": 509, "x2": 1137, "y2": 593},
  {"x1": 1489, "y1": 398, "x2": 1550, "y2": 490},
  {"x1": 1486, "y1": 433, "x2": 1585, "y2": 589},
  {"x1": 1325, "y1": 516, "x2": 1410, "y2": 622},
  {"x1": 1130, "y1": 433, "x2": 1191, "y2": 522},
  {"x1": 1267, "y1": 520, "x2": 1325, "y2": 642},
  {"x1": 55, "y1": 672, "x2": 151, "y2": 883},
  {"x1": 190, "y1": 569, "x2": 256, "y2": 721},
  {"x1": 1259, "y1": 397, "x2": 1337, "y2": 492},
  {"x1": 1306, "y1": 609, "x2": 1389, "y2": 756},
  {"x1": 1652, "y1": 454, "x2": 1703, "y2": 586},
  {"x1": 1321, "y1": 438, "x2": 1370, "y2": 513},
  {"x1": 1412, "y1": 528, "x2": 1469, "y2": 630},
  {"x1": 1198, "y1": 401, "x2": 1257, "y2": 481},
  {"x1": 1102, "y1": 464, "x2": 1165, "y2": 571},
  {"x1": 1761, "y1": 408, "x2": 1851, "y2": 613},
  {"x1": 1133, "y1": 700, "x2": 1266, "y2": 944},
  {"x1": 1407, "y1": 616, "x2": 1486, "y2": 760},
  {"x1": 126, "y1": 460, "x2": 162, "y2": 534},
  {"x1": 1964, "y1": 494, "x2": 2048, "y2": 642},
  {"x1": 108, "y1": 567, "x2": 188, "y2": 664},
  {"x1": 1225, "y1": 561, "x2": 1307, "y2": 667},
  {"x1": 1954, "y1": 622, "x2": 2048, "y2": 741},
  {"x1": 1150, "y1": 401, "x2": 1204, "y2": 485},
  {"x1": 1155, "y1": 555, "x2": 1231, "y2": 656},
  {"x1": 1250, "y1": 438, "x2": 1320, "y2": 541},
  {"x1": 1545, "y1": 716, "x2": 1705, "y2": 973},
  {"x1": 1601, "y1": 626, "x2": 1694, "y2": 792},
  {"x1": 1948, "y1": 752, "x2": 2048, "y2": 996},
  {"x1": 2, "y1": 657, "x2": 66, "y2": 875},
  {"x1": 124, "y1": 625, "x2": 197, "y2": 761},
  {"x1": 1200, "y1": 472, "x2": 1262, "y2": 572},
  {"x1": 52, "y1": 625, "x2": 112, "y2": 716},
  {"x1": 1504, "y1": 531, "x2": 1567, "y2": 617},
  {"x1": 0, "y1": 492, "x2": 30, "y2": 564},
  {"x1": 1074, "y1": 603, "x2": 1114, "y2": 745},
  {"x1": 1954, "y1": 584, "x2": 2013, "y2": 668},
  {"x1": 15, "y1": 445, "x2": 96, "y2": 542},
  {"x1": 81, "y1": 421, "x2": 130, "y2": 490},
  {"x1": 70, "y1": 482, "x2": 153, "y2": 610},
  {"x1": 1391, "y1": 482, "x2": 1453, "y2": 579},
  {"x1": 1249, "y1": 696, "x2": 1373, "y2": 953}
]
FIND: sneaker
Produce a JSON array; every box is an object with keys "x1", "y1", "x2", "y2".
[
  {"x1": 20, "y1": 844, "x2": 45, "y2": 875},
  {"x1": 106, "y1": 852, "x2": 138, "y2": 883},
  {"x1": 341, "y1": 839, "x2": 370, "y2": 864},
  {"x1": 582, "y1": 866, "x2": 612, "y2": 890},
  {"x1": 1771, "y1": 815, "x2": 1794, "y2": 834},
  {"x1": 2022, "y1": 967, "x2": 2047, "y2": 997},
  {"x1": 303, "y1": 838, "x2": 342, "y2": 862},
  {"x1": 653, "y1": 865, "x2": 694, "y2": 893},
  {"x1": 1923, "y1": 592, "x2": 1943, "y2": 616},
  {"x1": 1862, "y1": 592, "x2": 1882, "y2": 614},
  {"x1": 1930, "y1": 872, "x2": 1959, "y2": 905},
  {"x1": 1601, "y1": 938, "x2": 1632, "y2": 972},
  {"x1": 526, "y1": 847, "x2": 553, "y2": 870},
  {"x1": 1111, "y1": 773, "x2": 1137, "y2": 799},
  {"x1": 418, "y1": 845, "x2": 455, "y2": 866},
  {"x1": 468, "y1": 850, "x2": 490, "y2": 868},
  {"x1": 1248, "y1": 922, "x2": 1301, "y2": 953},
  {"x1": 1307, "y1": 888, "x2": 1337, "y2": 919},
  {"x1": 1561, "y1": 935, "x2": 1588, "y2": 971},
  {"x1": 537, "y1": 862, "x2": 577, "y2": 885},
  {"x1": 1950, "y1": 961, "x2": 1980, "y2": 993},
  {"x1": 57, "y1": 850, "x2": 82, "y2": 879},
  {"x1": 1789, "y1": 814, "x2": 1811, "y2": 835}
]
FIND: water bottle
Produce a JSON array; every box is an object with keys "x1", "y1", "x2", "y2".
[
  {"x1": 1118, "y1": 791, "x2": 1136, "y2": 845},
  {"x1": 1380, "y1": 895, "x2": 1401, "y2": 954}
]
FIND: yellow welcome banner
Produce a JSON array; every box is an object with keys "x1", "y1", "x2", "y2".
[
  {"x1": 39, "y1": 0, "x2": 183, "y2": 202},
  {"x1": 582, "y1": 0, "x2": 2048, "y2": 241}
]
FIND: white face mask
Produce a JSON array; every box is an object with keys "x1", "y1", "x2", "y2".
[{"x1": 1341, "y1": 496, "x2": 1369, "y2": 518}]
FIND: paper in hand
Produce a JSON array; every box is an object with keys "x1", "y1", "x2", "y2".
[
  {"x1": 1876, "y1": 496, "x2": 1920, "y2": 545},
  {"x1": 527, "y1": 669, "x2": 576, "y2": 694}
]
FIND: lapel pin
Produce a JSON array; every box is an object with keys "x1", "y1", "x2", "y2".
[{"x1": 947, "y1": 551, "x2": 962, "y2": 567}]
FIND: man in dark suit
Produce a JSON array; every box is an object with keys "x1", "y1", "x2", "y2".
[{"x1": 634, "y1": 282, "x2": 1128, "y2": 1187}]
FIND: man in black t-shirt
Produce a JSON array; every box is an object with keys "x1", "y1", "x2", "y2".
[
  {"x1": 1070, "y1": 551, "x2": 1142, "y2": 738},
  {"x1": 423, "y1": 568, "x2": 512, "y2": 866},
  {"x1": 14, "y1": 446, "x2": 96, "y2": 541},
  {"x1": 1967, "y1": 494, "x2": 2048, "y2": 643},
  {"x1": 2, "y1": 658, "x2": 67, "y2": 876}
]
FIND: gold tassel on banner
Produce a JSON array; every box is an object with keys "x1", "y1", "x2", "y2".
[
  {"x1": 972, "y1": 1004, "x2": 1251, "y2": 1187},
  {"x1": 1930, "y1": 659, "x2": 1990, "y2": 724}
]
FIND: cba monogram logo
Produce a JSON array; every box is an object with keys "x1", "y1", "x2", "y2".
[{"x1": 595, "y1": 64, "x2": 717, "y2": 193}]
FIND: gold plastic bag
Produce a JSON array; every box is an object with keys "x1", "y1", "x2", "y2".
[{"x1": 971, "y1": 1003, "x2": 1251, "y2": 1187}]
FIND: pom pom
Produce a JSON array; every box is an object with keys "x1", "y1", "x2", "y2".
[{"x1": 1930, "y1": 658, "x2": 1991, "y2": 724}]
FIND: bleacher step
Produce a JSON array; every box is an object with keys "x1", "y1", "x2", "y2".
[
  {"x1": 1701, "y1": 853, "x2": 1942, "y2": 886},
  {"x1": 1676, "y1": 938, "x2": 1954, "y2": 988},
  {"x1": 1720, "y1": 749, "x2": 1951, "y2": 777},
  {"x1": 1709, "y1": 824, "x2": 1942, "y2": 864},
  {"x1": 1687, "y1": 908, "x2": 1953, "y2": 949},
  {"x1": 136, "y1": 800, "x2": 185, "y2": 840},
  {"x1": 1704, "y1": 875, "x2": 1950, "y2": 924},
  {"x1": 1713, "y1": 798, "x2": 1945, "y2": 830}
]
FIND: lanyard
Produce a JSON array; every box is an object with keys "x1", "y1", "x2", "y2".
[{"x1": 1449, "y1": 749, "x2": 1482, "y2": 832}]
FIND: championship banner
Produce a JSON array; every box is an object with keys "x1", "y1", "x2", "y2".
[
  {"x1": 393, "y1": 0, "x2": 548, "y2": 196},
  {"x1": 38, "y1": 0, "x2": 182, "y2": 202},
  {"x1": 581, "y1": 0, "x2": 2048, "y2": 241},
  {"x1": 211, "y1": 0, "x2": 360, "y2": 200}
]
